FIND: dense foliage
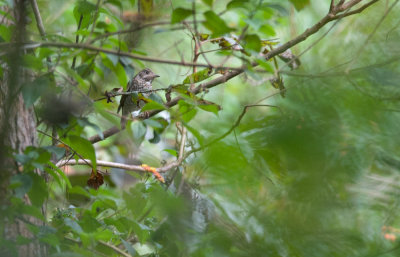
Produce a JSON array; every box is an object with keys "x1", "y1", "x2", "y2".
[{"x1": 1, "y1": 0, "x2": 400, "y2": 256}]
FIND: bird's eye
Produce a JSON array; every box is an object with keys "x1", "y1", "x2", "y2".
[{"x1": 145, "y1": 70, "x2": 149, "y2": 74}]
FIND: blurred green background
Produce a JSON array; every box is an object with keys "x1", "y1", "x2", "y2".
[{"x1": 2, "y1": 0, "x2": 400, "y2": 256}]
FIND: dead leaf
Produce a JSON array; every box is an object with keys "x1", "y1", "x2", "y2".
[{"x1": 87, "y1": 169, "x2": 104, "y2": 189}]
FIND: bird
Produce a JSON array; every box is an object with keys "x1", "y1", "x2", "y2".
[{"x1": 117, "y1": 68, "x2": 159, "y2": 128}]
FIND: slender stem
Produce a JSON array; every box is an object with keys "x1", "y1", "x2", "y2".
[
  {"x1": 2, "y1": 41, "x2": 236, "y2": 69},
  {"x1": 85, "y1": 0, "x2": 382, "y2": 143},
  {"x1": 71, "y1": 15, "x2": 83, "y2": 69},
  {"x1": 185, "y1": 104, "x2": 278, "y2": 157},
  {"x1": 29, "y1": 0, "x2": 46, "y2": 39}
]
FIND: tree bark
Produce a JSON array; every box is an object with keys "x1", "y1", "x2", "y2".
[{"x1": 0, "y1": 0, "x2": 46, "y2": 256}]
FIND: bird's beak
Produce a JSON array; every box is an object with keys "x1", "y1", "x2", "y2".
[{"x1": 153, "y1": 74, "x2": 160, "y2": 78}]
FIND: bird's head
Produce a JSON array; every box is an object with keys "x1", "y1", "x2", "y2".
[{"x1": 137, "y1": 68, "x2": 160, "y2": 82}]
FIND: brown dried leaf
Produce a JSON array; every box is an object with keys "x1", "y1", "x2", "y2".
[{"x1": 87, "y1": 169, "x2": 104, "y2": 189}]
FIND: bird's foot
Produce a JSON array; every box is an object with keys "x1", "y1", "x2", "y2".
[{"x1": 140, "y1": 111, "x2": 150, "y2": 119}]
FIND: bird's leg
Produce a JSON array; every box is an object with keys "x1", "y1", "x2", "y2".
[{"x1": 140, "y1": 111, "x2": 151, "y2": 119}]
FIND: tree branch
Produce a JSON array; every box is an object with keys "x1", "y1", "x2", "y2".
[
  {"x1": 57, "y1": 159, "x2": 146, "y2": 172},
  {"x1": 332, "y1": 0, "x2": 381, "y2": 20},
  {"x1": 58, "y1": 125, "x2": 187, "y2": 173},
  {"x1": 87, "y1": 0, "x2": 381, "y2": 144},
  {"x1": 0, "y1": 41, "x2": 241, "y2": 70},
  {"x1": 89, "y1": 20, "x2": 200, "y2": 44},
  {"x1": 29, "y1": 0, "x2": 46, "y2": 39}
]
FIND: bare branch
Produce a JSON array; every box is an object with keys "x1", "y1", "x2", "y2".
[
  {"x1": 87, "y1": 0, "x2": 382, "y2": 144},
  {"x1": 94, "y1": 86, "x2": 171, "y2": 102},
  {"x1": 98, "y1": 241, "x2": 132, "y2": 257},
  {"x1": 89, "y1": 20, "x2": 199, "y2": 44},
  {"x1": 330, "y1": 0, "x2": 335, "y2": 12},
  {"x1": 156, "y1": 123, "x2": 187, "y2": 173},
  {"x1": 56, "y1": 159, "x2": 147, "y2": 172},
  {"x1": 29, "y1": 0, "x2": 46, "y2": 39},
  {"x1": 345, "y1": 0, "x2": 399, "y2": 72},
  {"x1": 332, "y1": 0, "x2": 381, "y2": 20},
  {"x1": 339, "y1": 0, "x2": 364, "y2": 11},
  {"x1": 0, "y1": 41, "x2": 240, "y2": 70}
]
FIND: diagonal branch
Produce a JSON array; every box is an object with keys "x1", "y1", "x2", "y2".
[
  {"x1": 29, "y1": 0, "x2": 46, "y2": 39},
  {"x1": 88, "y1": 0, "x2": 381, "y2": 144},
  {"x1": 0, "y1": 41, "x2": 225, "y2": 69},
  {"x1": 332, "y1": 0, "x2": 381, "y2": 20}
]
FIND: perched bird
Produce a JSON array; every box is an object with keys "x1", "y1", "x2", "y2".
[{"x1": 118, "y1": 68, "x2": 159, "y2": 127}]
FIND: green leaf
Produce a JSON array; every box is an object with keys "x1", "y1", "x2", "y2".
[
  {"x1": 143, "y1": 119, "x2": 164, "y2": 129},
  {"x1": 104, "y1": 0, "x2": 122, "y2": 9},
  {"x1": 178, "y1": 100, "x2": 197, "y2": 123},
  {"x1": 105, "y1": 53, "x2": 119, "y2": 66},
  {"x1": 0, "y1": 24, "x2": 11, "y2": 41},
  {"x1": 94, "y1": 101, "x2": 119, "y2": 126},
  {"x1": 289, "y1": 0, "x2": 310, "y2": 11},
  {"x1": 227, "y1": 0, "x2": 249, "y2": 9},
  {"x1": 256, "y1": 59, "x2": 274, "y2": 73},
  {"x1": 47, "y1": 162, "x2": 72, "y2": 189},
  {"x1": 171, "y1": 7, "x2": 192, "y2": 24},
  {"x1": 184, "y1": 123, "x2": 205, "y2": 146},
  {"x1": 22, "y1": 75, "x2": 53, "y2": 107},
  {"x1": 129, "y1": 121, "x2": 147, "y2": 146},
  {"x1": 77, "y1": 118, "x2": 104, "y2": 140},
  {"x1": 67, "y1": 135, "x2": 96, "y2": 172},
  {"x1": 244, "y1": 34, "x2": 261, "y2": 52},
  {"x1": 148, "y1": 93, "x2": 164, "y2": 105},
  {"x1": 94, "y1": 229, "x2": 113, "y2": 241},
  {"x1": 79, "y1": 211, "x2": 101, "y2": 233},
  {"x1": 13, "y1": 198, "x2": 44, "y2": 221},
  {"x1": 27, "y1": 172, "x2": 48, "y2": 206},
  {"x1": 163, "y1": 149, "x2": 178, "y2": 157},
  {"x1": 198, "y1": 104, "x2": 220, "y2": 115},
  {"x1": 64, "y1": 217, "x2": 83, "y2": 233},
  {"x1": 259, "y1": 24, "x2": 276, "y2": 36},
  {"x1": 202, "y1": 0, "x2": 213, "y2": 7},
  {"x1": 122, "y1": 239, "x2": 137, "y2": 256},
  {"x1": 69, "y1": 186, "x2": 91, "y2": 197},
  {"x1": 123, "y1": 190, "x2": 147, "y2": 218},
  {"x1": 44, "y1": 167, "x2": 62, "y2": 188},
  {"x1": 202, "y1": 11, "x2": 234, "y2": 37},
  {"x1": 73, "y1": 0, "x2": 97, "y2": 28},
  {"x1": 141, "y1": 100, "x2": 166, "y2": 112},
  {"x1": 183, "y1": 68, "x2": 212, "y2": 84},
  {"x1": 10, "y1": 174, "x2": 32, "y2": 198}
]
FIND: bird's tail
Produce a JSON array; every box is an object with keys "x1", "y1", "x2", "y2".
[{"x1": 120, "y1": 116, "x2": 127, "y2": 129}]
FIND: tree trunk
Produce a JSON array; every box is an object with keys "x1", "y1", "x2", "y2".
[{"x1": 0, "y1": 0, "x2": 46, "y2": 256}]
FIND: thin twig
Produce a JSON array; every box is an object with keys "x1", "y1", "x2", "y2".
[
  {"x1": 94, "y1": 86, "x2": 171, "y2": 101},
  {"x1": 37, "y1": 130, "x2": 94, "y2": 169},
  {"x1": 1, "y1": 41, "x2": 234, "y2": 70},
  {"x1": 345, "y1": 0, "x2": 399, "y2": 72},
  {"x1": 333, "y1": 0, "x2": 381, "y2": 20},
  {"x1": 71, "y1": 15, "x2": 83, "y2": 69},
  {"x1": 98, "y1": 240, "x2": 133, "y2": 257},
  {"x1": 29, "y1": 0, "x2": 51, "y2": 65},
  {"x1": 57, "y1": 159, "x2": 146, "y2": 172},
  {"x1": 87, "y1": 0, "x2": 381, "y2": 144},
  {"x1": 185, "y1": 104, "x2": 279, "y2": 157},
  {"x1": 89, "y1": 20, "x2": 199, "y2": 44},
  {"x1": 29, "y1": 0, "x2": 46, "y2": 39},
  {"x1": 87, "y1": 0, "x2": 101, "y2": 43}
]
